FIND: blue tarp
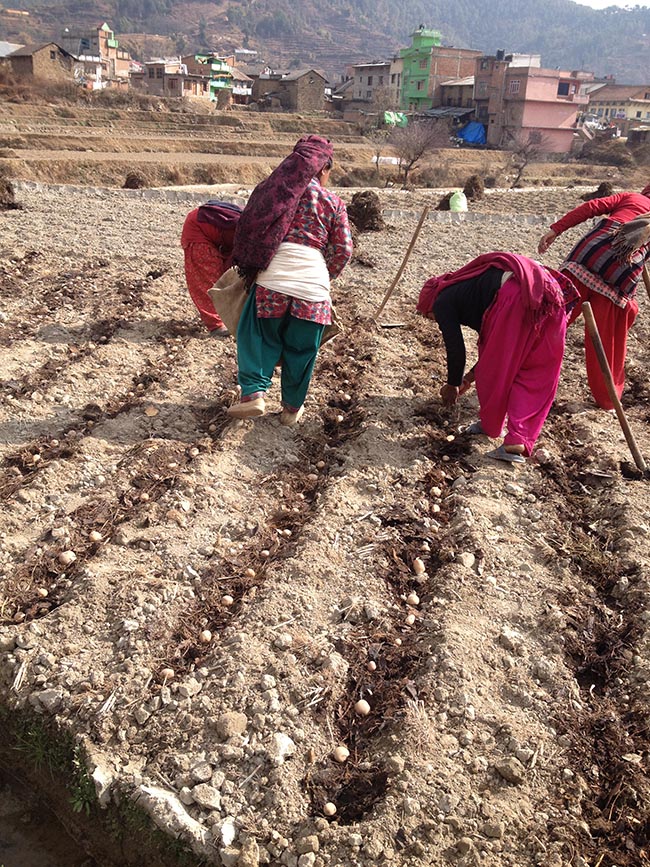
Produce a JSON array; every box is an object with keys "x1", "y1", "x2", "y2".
[{"x1": 457, "y1": 121, "x2": 486, "y2": 145}]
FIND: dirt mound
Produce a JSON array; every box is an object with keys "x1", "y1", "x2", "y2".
[
  {"x1": 123, "y1": 170, "x2": 149, "y2": 190},
  {"x1": 581, "y1": 181, "x2": 614, "y2": 201},
  {"x1": 0, "y1": 171, "x2": 18, "y2": 210},
  {"x1": 463, "y1": 174, "x2": 485, "y2": 201},
  {"x1": 347, "y1": 190, "x2": 385, "y2": 232},
  {"x1": 435, "y1": 192, "x2": 453, "y2": 211}
]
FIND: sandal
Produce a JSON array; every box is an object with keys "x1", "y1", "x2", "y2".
[{"x1": 486, "y1": 445, "x2": 526, "y2": 464}]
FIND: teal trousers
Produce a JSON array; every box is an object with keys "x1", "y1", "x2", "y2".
[{"x1": 236, "y1": 289, "x2": 325, "y2": 410}]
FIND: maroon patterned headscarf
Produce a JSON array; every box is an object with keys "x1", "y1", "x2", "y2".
[{"x1": 232, "y1": 135, "x2": 334, "y2": 284}]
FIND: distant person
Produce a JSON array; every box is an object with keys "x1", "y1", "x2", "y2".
[
  {"x1": 418, "y1": 253, "x2": 579, "y2": 463},
  {"x1": 181, "y1": 201, "x2": 242, "y2": 337},
  {"x1": 226, "y1": 135, "x2": 353, "y2": 425},
  {"x1": 538, "y1": 183, "x2": 650, "y2": 409}
]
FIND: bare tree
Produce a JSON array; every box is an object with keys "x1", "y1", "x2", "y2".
[
  {"x1": 389, "y1": 119, "x2": 449, "y2": 187},
  {"x1": 508, "y1": 130, "x2": 548, "y2": 188},
  {"x1": 366, "y1": 126, "x2": 392, "y2": 178}
]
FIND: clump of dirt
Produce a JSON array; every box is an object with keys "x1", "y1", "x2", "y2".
[
  {"x1": 0, "y1": 163, "x2": 19, "y2": 210},
  {"x1": 435, "y1": 192, "x2": 453, "y2": 210},
  {"x1": 581, "y1": 181, "x2": 614, "y2": 201},
  {"x1": 123, "y1": 170, "x2": 149, "y2": 190},
  {"x1": 347, "y1": 190, "x2": 385, "y2": 232},
  {"x1": 463, "y1": 173, "x2": 485, "y2": 201}
]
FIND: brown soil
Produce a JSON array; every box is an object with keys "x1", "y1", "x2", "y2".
[{"x1": 0, "y1": 103, "x2": 649, "y2": 867}]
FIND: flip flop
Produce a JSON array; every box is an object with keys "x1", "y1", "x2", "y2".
[
  {"x1": 465, "y1": 421, "x2": 507, "y2": 437},
  {"x1": 487, "y1": 445, "x2": 526, "y2": 464}
]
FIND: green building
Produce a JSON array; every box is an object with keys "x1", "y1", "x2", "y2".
[{"x1": 399, "y1": 26, "x2": 442, "y2": 111}]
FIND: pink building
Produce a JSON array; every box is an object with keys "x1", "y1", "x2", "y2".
[{"x1": 474, "y1": 53, "x2": 591, "y2": 153}]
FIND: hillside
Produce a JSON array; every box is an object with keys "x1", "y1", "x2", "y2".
[{"x1": 2, "y1": 0, "x2": 650, "y2": 82}]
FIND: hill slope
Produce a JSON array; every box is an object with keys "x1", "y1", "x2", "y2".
[{"x1": 3, "y1": 0, "x2": 650, "y2": 82}]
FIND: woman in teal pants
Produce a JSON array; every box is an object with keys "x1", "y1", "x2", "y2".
[{"x1": 227, "y1": 136, "x2": 352, "y2": 425}]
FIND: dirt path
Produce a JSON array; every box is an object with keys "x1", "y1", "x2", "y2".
[{"x1": 0, "y1": 184, "x2": 649, "y2": 867}]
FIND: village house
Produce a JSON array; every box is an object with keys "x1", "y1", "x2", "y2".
[
  {"x1": 587, "y1": 84, "x2": 650, "y2": 132},
  {"x1": 252, "y1": 68, "x2": 327, "y2": 112},
  {"x1": 58, "y1": 22, "x2": 131, "y2": 85},
  {"x1": 5, "y1": 42, "x2": 75, "y2": 82},
  {"x1": 474, "y1": 51, "x2": 591, "y2": 153},
  {"x1": 399, "y1": 26, "x2": 482, "y2": 111}
]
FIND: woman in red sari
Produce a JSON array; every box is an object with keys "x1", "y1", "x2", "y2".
[{"x1": 181, "y1": 201, "x2": 242, "y2": 337}]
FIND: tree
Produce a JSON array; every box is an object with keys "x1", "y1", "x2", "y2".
[
  {"x1": 508, "y1": 130, "x2": 548, "y2": 188},
  {"x1": 389, "y1": 120, "x2": 449, "y2": 187},
  {"x1": 366, "y1": 127, "x2": 392, "y2": 179}
]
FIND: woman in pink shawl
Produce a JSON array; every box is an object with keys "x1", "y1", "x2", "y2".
[{"x1": 417, "y1": 253, "x2": 579, "y2": 463}]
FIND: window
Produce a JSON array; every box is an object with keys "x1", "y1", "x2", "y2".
[
  {"x1": 645, "y1": 92, "x2": 650, "y2": 100},
  {"x1": 169, "y1": 79, "x2": 177, "y2": 90},
  {"x1": 529, "y1": 130, "x2": 542, "y2": 144},
  {"x1": 367, "y1": 75, "x2": 373, "y2": 85},
  {"x1": 419, "y1": 59, "x2": 427, "y2": 69},
  {"x1": 416, "y1": 80, "x2": 423, "y2": 91},
  {"x1": 148, "y1": 68, "x2": 154, "y2": 78},
  {"x1": 508, "y1": 79, "x2": 520, "y2": 94},
  {"x1": 557, "y1": 82, "x2": 570, "y2": 97},
  {"x1": 50, "y1": 50, "x2": 56, "y2": 60},
  {"x1": 156, "y1": 68, "x2": 163, "y2": 78},
  {"x1": 366, "y1": 90, "x2": 371, "y2": 99},
  {"x1": 391, "y1": 74, "x2": 396, "y2": 84},
  {"x1": 636, "y1": 111, "x2": 642, "y2": 118},
  {"x1": 477, "y1": 80, "x2": 487, "y2": 96},
  {"x1": 378, "y1": 75, "x2": 383, "y2": 85}
]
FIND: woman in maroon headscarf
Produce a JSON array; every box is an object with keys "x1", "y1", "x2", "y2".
[
  {"x1": 538, "y1": 183, "x2": 650, "y2": 409},
  {"x1": 227, "y1": 135, "x2": 353, "y2": 425}
]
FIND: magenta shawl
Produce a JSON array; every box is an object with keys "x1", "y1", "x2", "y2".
[
  {"x1": 232, "y1": 135, "x2": 334, "y2": 282},
  {"x1": 417, "y1": 252, "x2": 578, "y2": 322}
]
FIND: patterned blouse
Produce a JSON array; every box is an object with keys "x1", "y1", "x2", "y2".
[{"x1": 256, "y1": 178, "x2": 353, "y2": 325}]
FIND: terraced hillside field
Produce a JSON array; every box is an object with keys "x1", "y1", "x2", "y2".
[{"x1": 0, "y1": 182, "x2": 649, "y2": 867}]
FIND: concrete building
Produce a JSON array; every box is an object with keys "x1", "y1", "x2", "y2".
[
  {"x1": 474, "y1": 52, "x2": 591, "y2": 153},
  {"x1": 439, "y1": 76, "x2": 475, "y2": 108},
  {"x1": 587, "y1": 84, "x2": 650, "y2": 130},
  {"x1": 399, "y1": 26, "x2": 482, "y2": 111},
  {"x1": 59, "y1": 22, "x2": 131, "y2": 83}
]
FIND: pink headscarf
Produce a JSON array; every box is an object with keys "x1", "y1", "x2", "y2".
[{"x1": 417, "y1": 252, "x2": 578, "y2": 322}]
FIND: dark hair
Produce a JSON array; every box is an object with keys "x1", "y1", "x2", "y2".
[{"x1": 324, "y1": 158, "x2": 333, "y2": 170}]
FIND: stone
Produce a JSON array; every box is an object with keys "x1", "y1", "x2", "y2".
[
  {"x1": 457, "y1": 552, "x2": 476, "y2": 569},
  {"x1": 268, "y1": 733, "x2": 296, "y2": 765},
  {"x1": 34, "y1": 688, "x2": 65, "y2": 712},
  {"x1": 191, "y1": 761, "x2": 213, "y2": 783},
  {"x1": 298, "y1": 856, "x2": 316, "y2": 867},
  {"x1": 457, "y1": 837, "x2": 473, "y2": 855},
  {"x1": 481, "y1": 820, "x2": 504, "y2": 839},
  {"x1": 238, "y1": 837, "x2": 260, "y2": 867},
  {"x1": 134, "y1": 705, "x2": 151, "y2": 725},
  {"x1": 221, "y1": 847, "x2": 241, "y2": 867},
  {"x1": 191, "y1": 784, "x2": 222, "y2": 811},
  {"x1": 178, "y1": 677, "x2": 202, "y2": 698},
  {"x1": 216, "y1": 711, "x2": 248, "y2": 740},
  {"x1": 135, "y1": 785, "x2": 212, "y2": 857},
  {"x1": 495, "y1": 757, "x2": 526, "y2": 785},
  {"x1": 179, "y1": 787, "x2": 194, "y2": 805},
  {"x1": 296, "y1": 835, "x2": 319, "y2": 854},
  {"x1": 386, "y1": 755, "x2": 405, "y2": 774},
  {"x1": 274, "y1": 633, "x2": 293, "y2": 650},
  {"x1": 498, "y1": 626, "x2": 523, "y2": 654}
]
